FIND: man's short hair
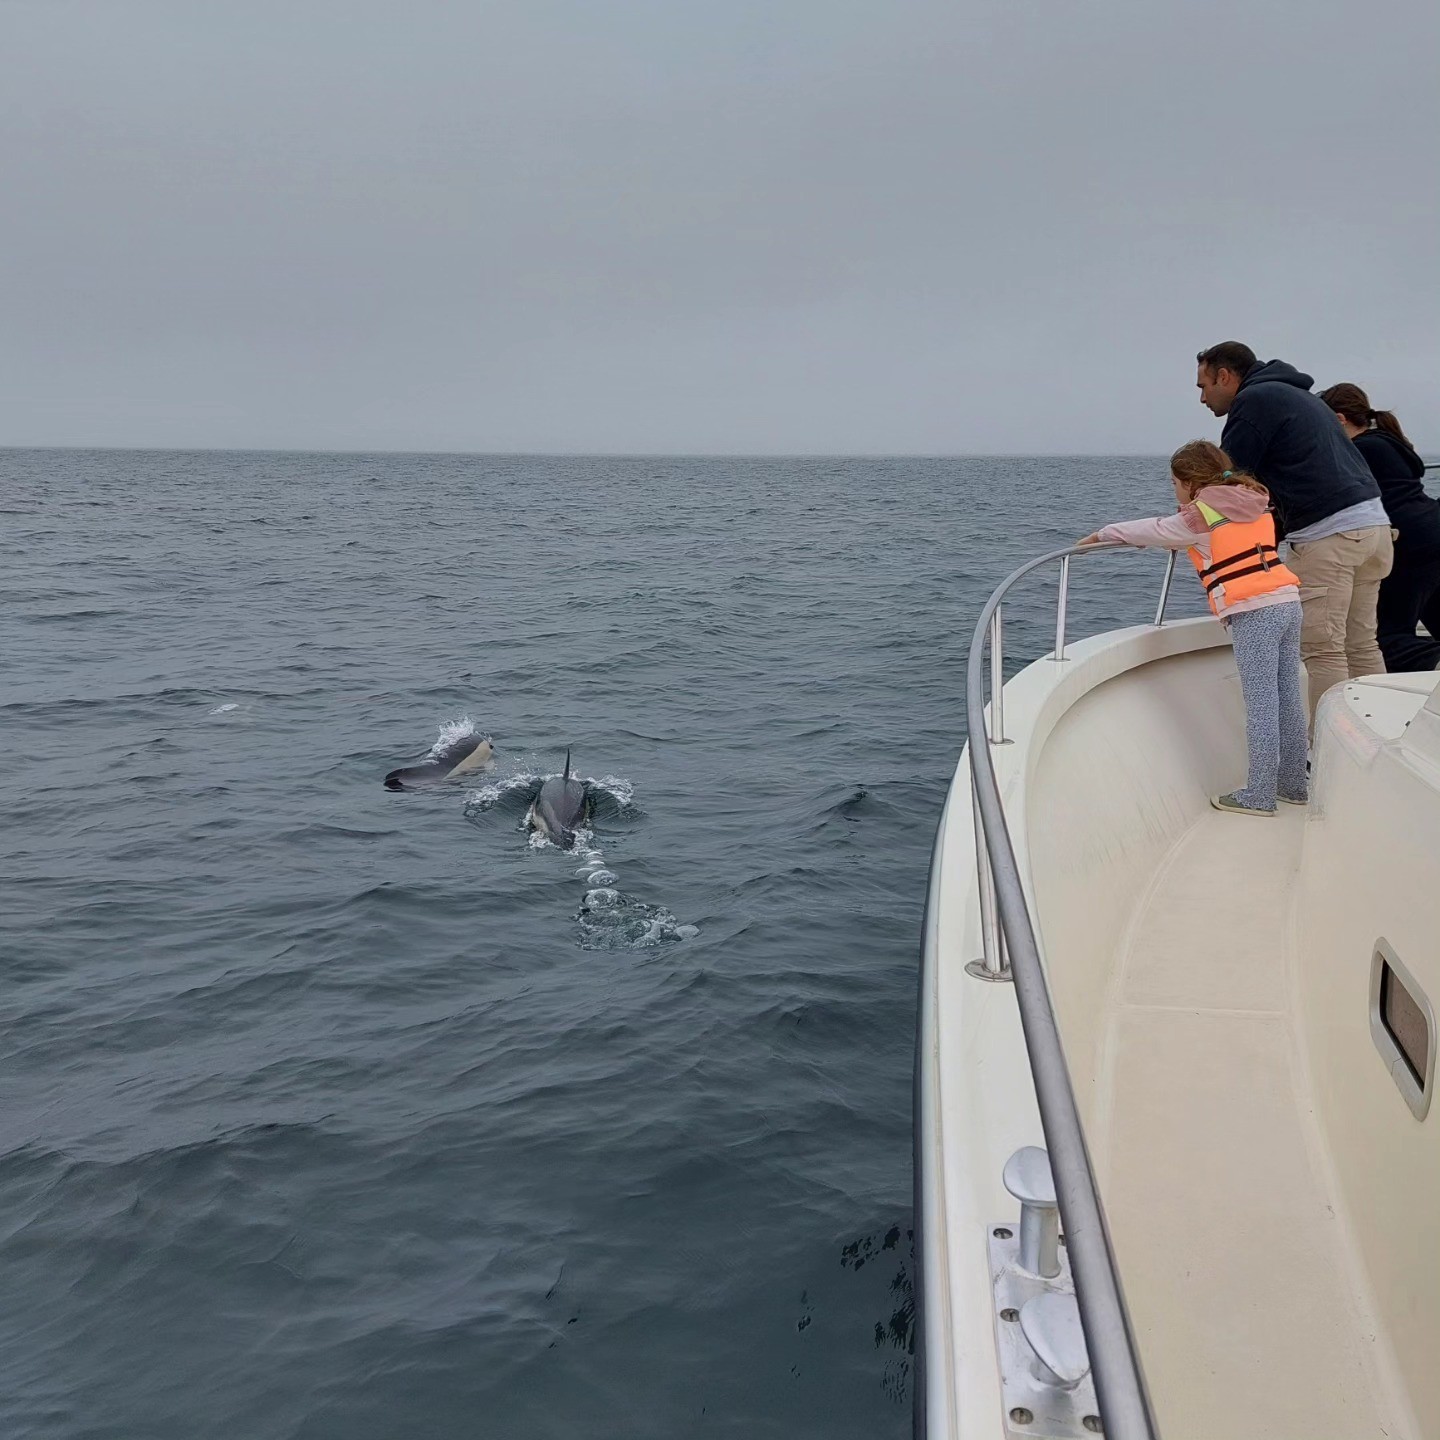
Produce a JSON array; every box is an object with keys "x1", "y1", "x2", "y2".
[{"x1": 1196, "y1": 341, "x2": 1257, "y2": 379}]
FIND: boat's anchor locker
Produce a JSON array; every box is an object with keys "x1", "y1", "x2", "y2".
[{"x1": 989, "y1": 1147, "x2": 1103, "y2": 1438}]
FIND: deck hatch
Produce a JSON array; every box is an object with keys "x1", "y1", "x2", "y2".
[{"x1": 1370, "y1": 940, "x2": 1435, "y2": 1120}]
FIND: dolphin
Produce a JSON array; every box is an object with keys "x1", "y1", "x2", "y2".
[
  {"x1": 526, "y1": 749, "x2": 591, "y2": 848},
  {"x1": 384, "y1": 732, "x2": 495, "y2": 790}
]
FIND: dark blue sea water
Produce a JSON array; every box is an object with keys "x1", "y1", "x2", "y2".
[{"x1": 0, "y1": 450, "x2": 1188, "y2": 1439}]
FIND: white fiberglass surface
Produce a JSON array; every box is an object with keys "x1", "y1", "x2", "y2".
[
  {"x1": 1027, "y1": 654, "x2": 1417, "y2": 1438},
  {"x1": 925, "y1": 629, "x2": 1433, "y2": 1439}
]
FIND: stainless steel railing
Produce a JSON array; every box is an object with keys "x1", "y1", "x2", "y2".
[
  {"x1": 967, "y1": 546, "x2": 1177, "y2": 979},
  {"x1": 954, "y1": 544, "x2": 1177, "y2": 1438}
]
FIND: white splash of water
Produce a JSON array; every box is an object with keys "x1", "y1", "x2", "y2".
[
  {"x1": 591, "y1": 773, "x2": 635, "y2": 808},
  {"x1": 464, "y1": 772, "x2": 541, "y2": 810},
  {"x1": 428, "y1": 715, "x2": 482, "y2": 758}
]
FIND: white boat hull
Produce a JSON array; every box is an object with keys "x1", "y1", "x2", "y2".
[{"x1": 918, "y1": 612, "x2": 1438, "y2": 1438}]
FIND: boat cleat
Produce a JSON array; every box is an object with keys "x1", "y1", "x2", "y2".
[{"x1": 990, "y1": 1146, "x2": 1103, "y2": 1438}]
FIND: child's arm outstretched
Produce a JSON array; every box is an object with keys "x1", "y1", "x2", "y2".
[{"x1": 1078, "y1": 509, "x2": 1206, "y2": 551}]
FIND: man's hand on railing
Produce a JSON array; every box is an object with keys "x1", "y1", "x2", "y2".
[{"x1": 1076, "y1": 532, "x2": 1104, "y2": 547}]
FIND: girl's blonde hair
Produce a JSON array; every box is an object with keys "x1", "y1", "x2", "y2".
[{"x1": 1169, "y1": 439, "x2": 1270, "y2": 503}]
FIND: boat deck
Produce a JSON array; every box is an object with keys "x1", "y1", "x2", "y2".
[{"x1": 1093, "y1": 807, "x2": 1403, "y2": 1439}]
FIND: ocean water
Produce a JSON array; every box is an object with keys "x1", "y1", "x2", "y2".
[{"x1": 0, "y1": 450, "x2": 1192, "y2": 1439}]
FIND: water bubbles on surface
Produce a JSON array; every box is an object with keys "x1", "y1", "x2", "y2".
[
  {"x1": 208, "y1": 703, "x2": 240, "y2": 715},
  {"x1": 575, "y1": 892, "x2": 695, "y2": 951}
]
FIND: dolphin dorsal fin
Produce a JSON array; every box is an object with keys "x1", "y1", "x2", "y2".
[{"x1": 563, "y1": 748, "x2": 571, "y2": 782}]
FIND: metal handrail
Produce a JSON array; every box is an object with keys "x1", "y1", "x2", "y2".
[
  {"x1": 965, "y1": 543, "x2": 1170, "y2": 1439},
  {"x1": 968, "y1": 546, "x2": 1178, "y2": 978}
]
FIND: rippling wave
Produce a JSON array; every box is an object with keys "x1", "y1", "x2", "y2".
[{"x1": 0, "y1": 449, "x2": 1188, "y2": 1438}]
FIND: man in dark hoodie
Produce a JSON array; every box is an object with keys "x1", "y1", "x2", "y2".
[{"x1": 1195, "y1": 341, "x2": 1393, "y2": 722}]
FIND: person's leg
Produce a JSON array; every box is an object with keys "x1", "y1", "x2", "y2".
[
  {"x1": 1228, "y1": 607, "x2": 1281, "y2": 812},
  {"x1": 1275, "y1": 602, "x2": 1309, "y2": 802},
  {"x1": 1290, "y1": 533, "x2": 1356, "y2": 727},
  {"x1": 1376, "y1": 540, "x2": 1428, "y2": 671},
  {"x1": 1390, "y1": 534, "x2": 1440, "y2": 670},
  {"x1": 1419, "y1": 572, "x2": 1440, "y2": 657},
  {"x1": 1345, "y1": 526, "x2": 1394, "y2": 678}
]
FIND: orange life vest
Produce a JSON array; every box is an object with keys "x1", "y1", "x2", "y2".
[{"x1": 1187, "y1": 500, "x2": 1299, "y2": 616}]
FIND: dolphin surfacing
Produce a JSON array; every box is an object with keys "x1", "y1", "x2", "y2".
[
  {"x1": 526, "y1": 749, "x2": 591, "y2": 848},
  {"x1": 384, "y1": 733, "x2": 495, "y2": 790}
]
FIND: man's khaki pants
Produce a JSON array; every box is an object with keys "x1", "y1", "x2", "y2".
[{"x1": 1288, "y1": 526, "x2": 1394, "y2": 724}]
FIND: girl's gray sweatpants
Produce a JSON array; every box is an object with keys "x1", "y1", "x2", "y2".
[{"x1": 1228, "y1": 600, "x2": 1308, "y2": 810}]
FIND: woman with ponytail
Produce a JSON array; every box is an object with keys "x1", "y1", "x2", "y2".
[
  {"x1": 1320, "y1": 383, "x2": 1440, "y2": 671},
  {"x1": 1078, "y1": 441, "x2": 1307, "y2": 815}
]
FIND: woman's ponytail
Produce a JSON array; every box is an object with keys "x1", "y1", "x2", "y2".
[
  {"x1": 1371, "y1": 407, "x2": 1413, "y2": 447},
  {"x1": 1319, "y1": 382, "x2": 1414, "y2": 449}
]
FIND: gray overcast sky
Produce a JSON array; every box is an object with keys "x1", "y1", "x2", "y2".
[{"x1": 3, "y1": 0, "x2": 1436, "y2": 453}]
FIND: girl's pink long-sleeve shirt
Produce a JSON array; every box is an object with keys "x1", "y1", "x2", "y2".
[{"x1": 1095, "y1": 484, "x2": 1299, "y2": 620}]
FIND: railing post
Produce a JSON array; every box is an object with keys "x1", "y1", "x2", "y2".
[
  {"x1": 1153, "y1": 550, "x2": 1177, "y2": 628},
  {"x1": 966, "y1": 773, "x2": 1011, "y2": 983},
  {"x1": 989, "y1": 604, "x2": 1006, "y2": 743},
  {"x1": 1054, "y1": 554, "x2": 1071, "y2": 661}
]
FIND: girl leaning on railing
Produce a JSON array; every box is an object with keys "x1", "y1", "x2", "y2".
[{"x1": 1078, "y1": 440, "x2": 1307, "y2": 816}]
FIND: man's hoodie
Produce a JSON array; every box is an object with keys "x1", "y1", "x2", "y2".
[
  {"x1": 1096, "y1": 484, "x2": 1299, "y2": 618},
  {"x1": 1353, "y1": 427, "x2": 1438, "y2": 534},
  {"x1": 1219, "y1": 359, "x2": 1380, "y2": 535}
]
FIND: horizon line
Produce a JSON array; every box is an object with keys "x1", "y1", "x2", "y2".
[{"x1": 1, "y1": 442, "x2": 1181, "y2": 460}]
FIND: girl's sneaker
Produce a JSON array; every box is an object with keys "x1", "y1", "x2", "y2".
[
  {"x1": 1210, "y1": 792, "x2": 1276, "y2": 817},
  {"x1": 1277, "y1": 793, "x2": 1309, "y2": 806}
]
